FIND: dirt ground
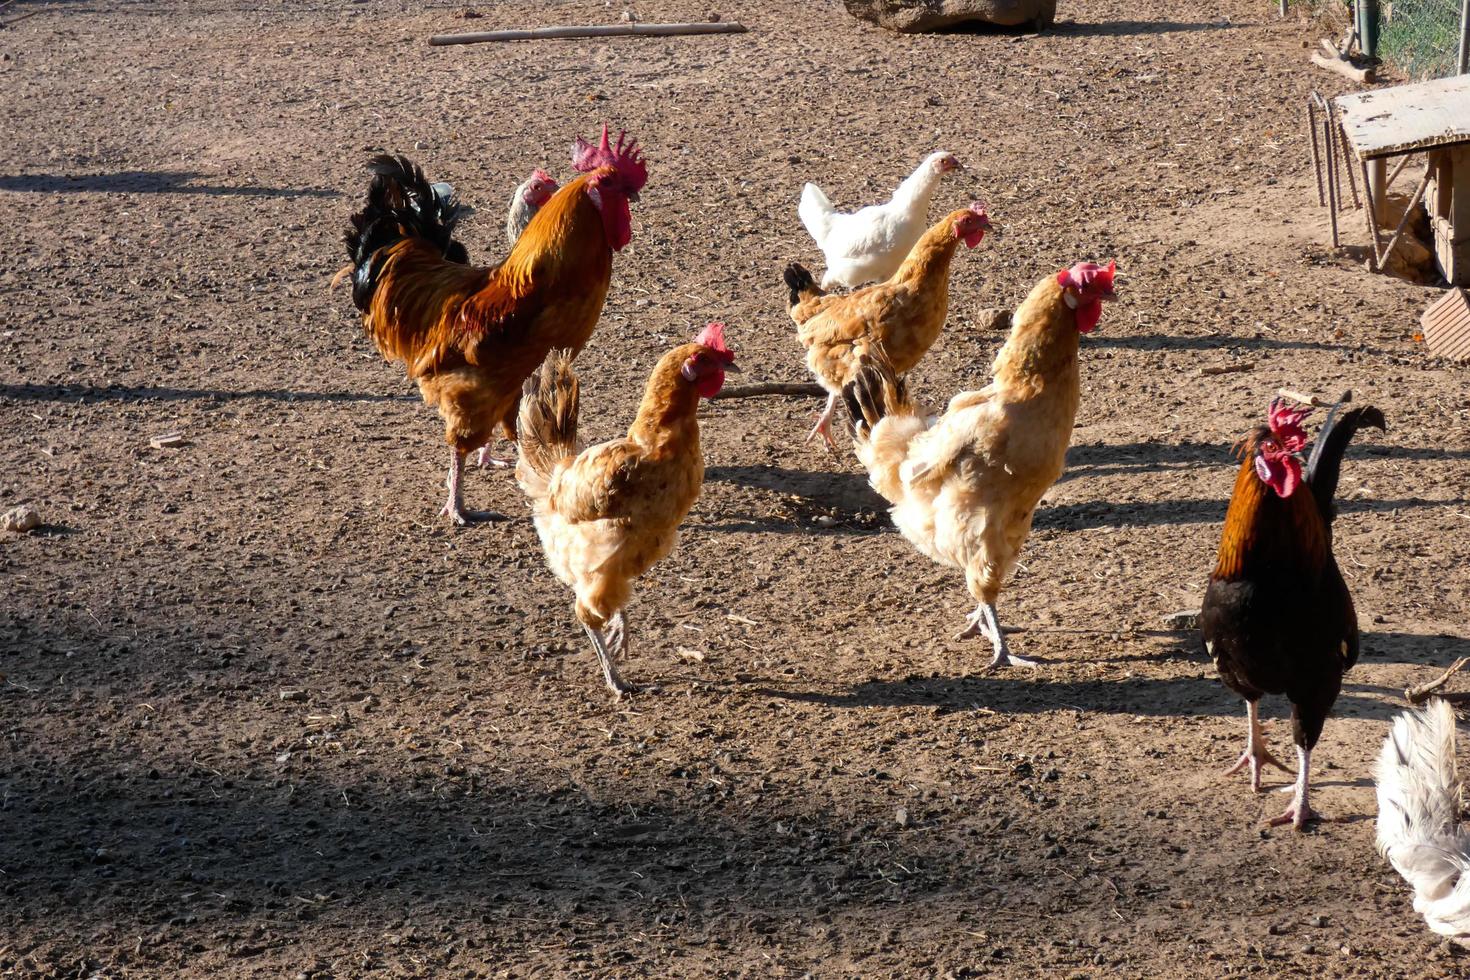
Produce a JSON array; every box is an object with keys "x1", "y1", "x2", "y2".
[{"x1": 3, "y1": 0, "x2": 1470, "y2": 976}]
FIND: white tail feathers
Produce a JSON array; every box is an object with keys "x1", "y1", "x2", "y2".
[
  {"x1": 798, "y1": 182, "x2": 836, "y2": 249},
  {"x1": 1376, "y1": 699, "x2": 1470, "y2": 945}
]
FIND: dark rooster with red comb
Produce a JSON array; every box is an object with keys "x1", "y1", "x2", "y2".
[
  {"x1": 1200, "y1": 393, "x2": 1385, "y2": 829},
  {"x1": 339, "y1": 124, "x2": 647, "y2": 524}
]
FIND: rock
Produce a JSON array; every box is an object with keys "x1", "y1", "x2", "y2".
[
  {"x1": 1163, "y1": 609, "x2": 1201, "y2": 630},
  {"x1": 1, "y1": 504, "x2": 41, "y2": 533},
  {"x1": 895, "y1": 806, "x2": 911, "y2": 827},
  {"x1": 975, "y1": 307, "x2": 1012, "y2": 332},
  {"x1": 843, "y1": 0, "x2": 1057, "y2": 33}
]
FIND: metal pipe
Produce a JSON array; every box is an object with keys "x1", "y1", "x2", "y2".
[
  {"x1": 1358, "y1": 0, "x2": 1380, "y2": 60},
  {"x1": 1459, "y1": 0, "x2": 1469, "y2": 74}
]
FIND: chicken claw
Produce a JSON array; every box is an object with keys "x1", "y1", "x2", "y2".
[
  {"x1": 805, "y1": 394, "x2": 839, "y2": 452},
  {"x1": 1265, "y1": 746, "x2": 1319, "y2": 830},
  {"x1": 475, "y1": 445, "x2": 514, "y2": 469},
  {"x1": 1223, "y1": 701, "x2": 1294, "y2": 792},
  {"x1": 959, "y1": 603, "x2": 1036, "y2": 668}
]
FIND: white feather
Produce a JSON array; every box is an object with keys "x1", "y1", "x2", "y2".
[{"x1": 1376, "y1": 699, "x2": 1470, "y2": 945}]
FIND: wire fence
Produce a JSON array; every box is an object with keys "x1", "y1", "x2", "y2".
[{"x1": 1378, "y1": 0, "x2": 1465, "y2": 78}]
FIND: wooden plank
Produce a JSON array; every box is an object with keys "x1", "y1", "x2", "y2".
[
  {"x1": 1422, "y1": 288, "x2": 1470, "y2": 360},
  {"x1": 1336, "y1": 74, "x2": 1470, "y2": 161}
]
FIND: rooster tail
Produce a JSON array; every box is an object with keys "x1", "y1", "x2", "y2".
[
  {"x1": 798, "y1": 182, "x2": 836, "y2": 248},
  {"x1": 1306, "y1": 400, "x2": 1386, "y2": 526},
  {"x1": 515, "y1": 350, "x2": 581, "y2": 501},
  {"x1": 783, "y1": 262, "x2": 824, "y2": 310},
  {"x1": 342, "y1": 154, "x2": 471, "y2": 312},
  {"x1": 842, "y1": 348, "x2": 924, "y2": 504},
  {"x1": 1376, "y1": 699, "x2": 1470, "y2": 944}
]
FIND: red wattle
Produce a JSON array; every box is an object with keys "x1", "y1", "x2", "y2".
[
  {"x1": 600, "y1": 191, "x2": 633, "y2": 251},
  {"x1": 695, "y1": 369, "x2": 725, "y2": 399},
  {"x1": 1075, "y1": 300, "x2": 1102, "y2": 333}
]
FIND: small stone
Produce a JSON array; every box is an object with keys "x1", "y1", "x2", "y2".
[
  {"x1": 814, "y1": 515, "x2": 836, "y2": 528},
  {"x1": 620, "y1": 9, "x2": 638, "y2": 21},
  {"x1": 1267, "y1": 923, "x2": 1288, "y2": 936},
  {"x1": 895, "y1": 807, "x2": 911, "y2": 828},
  {"x1": 1, "y1": 504, "x2": 41, "y2": 533},
  {"x1": 1310, "y1": 915, "x2": 1329, "y2": 928},
  {"x1": 1163, "y1": 609, "x2": 1201, "y2": 629},
  {"x1": 708, "y1": 11, "x2": 721, "y2": 21},
  {"x1": 279, "y1": 689, "x2": 307, "y2": 702}
]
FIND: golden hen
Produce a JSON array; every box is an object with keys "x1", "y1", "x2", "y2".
[
  {"x1": 515, "y1": 324, "x2": 738, "y2": 695},
  {"x1": 783, "y1": 202, "x2": 993, "y2": 449},
  {"x1": 842, "y1": 262, "x2": 1116, "y2": 668}
]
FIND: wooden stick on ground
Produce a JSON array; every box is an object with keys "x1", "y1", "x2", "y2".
[
  {"x1": 1277, "y1": 389, "x2": 1335, "y2": 408},
  {"x1": 1311, "y1": 51, "x2": 1374, "y2": 84},
  {"x1": 1199, "y1": 362, "x2": 1254, "y2": 377},
  {"x1": 712, "y1": 381, "x2": 825, "y2": 401},
  {"x1": 429, "y1": 22, "x2": 747, "y2": 46},
  {"x1": 1406, "y1": 657, "x2": 1470, "y2": 705}
]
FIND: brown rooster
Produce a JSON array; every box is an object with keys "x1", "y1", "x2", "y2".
[
  {"x1": 1201, "y1": 395, "x2": 1385, "y2": 829},
  {"x1": 782, "y1": 202, "x2": 994, "y2": 449},
  {"x1": 340, "y1": 126, "x2": 647, "y2": 524},
  {"x1": 516, "y1": 324, "x2": 738, "y2": 695}
]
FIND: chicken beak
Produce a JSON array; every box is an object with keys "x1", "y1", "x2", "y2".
[
  {"x1": 722, "y1": 360, "x2": 741, "y2": 374},
  {"x1": 626, "y1": 190, "x2": 641, "y2": 204}
]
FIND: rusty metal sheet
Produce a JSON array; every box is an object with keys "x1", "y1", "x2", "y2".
[{"x1": 1335, "y1": 74, "x2": 1470, "y2": 161}]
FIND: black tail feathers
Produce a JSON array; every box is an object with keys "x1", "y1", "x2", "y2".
[
  {"x1": 783, "y1": 262, "x2": 821, "y2": 308},
  {"x1": 841, "y1": 347, "x2": 911, "y2": 440},
  {"x1": 342, "y1": 154, "x2": 471, "y2": 311},
  {"x1": 1307, "y1": 394, "x2": 1386, "y2": 526}
]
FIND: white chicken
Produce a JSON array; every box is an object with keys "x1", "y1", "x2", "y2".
[
  {"x1": 504, "y1": 168, "x2": 559, "y2": 245},
  {"x1": 1376, "y1": 698, "x2": 1470, "y2": 946},
  {"x1": 798, "y1": 150, "x2": 963, "y2": 289}
]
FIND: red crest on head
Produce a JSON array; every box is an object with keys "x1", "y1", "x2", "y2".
[
  {"x1": 694, "y1": 321, "x2": 734, "y2": 361},
  {"x1": 1058, "y1": 260, "x2": 1117, "y2": 293},
  {"x1": 531, "y1": 168, "x2": 556, "y2": 186},
  {"x1": 571, "y1": 124, "x2": 648, "y2": 192},
  {"x1": 1266, "y1": 398, "x2": 1310, "y2": 453}
]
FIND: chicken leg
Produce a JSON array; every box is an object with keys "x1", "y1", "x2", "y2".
[
  {"x1": 958, "y1": 602, "x2": 1035, "y2": 669},
  {"x1": 439, "y1": 447, "x2": 507, "y2": 525},
  {"x1": 1223, "y1": 700, "x2": 1293, "y2": 792},
  {"x1": 806, "y1": 393, "x2": 839, "y2": 451},
  {"x1": 1266, "y1": 745, "x2": 1320, "y2": 830},
  {"x1": 584, "y1": 617, "x2": 635, "y2": 697}
]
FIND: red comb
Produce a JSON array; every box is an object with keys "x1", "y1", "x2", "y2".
[
  {"x1": 694, "y1": 321, "x2": 733, "y2": 359},
  {"x1": 1266, "y1": 398, "x2": 1310, "y2": 452},
  {"x1": 1057, "y1": 260, "x2": 1117, "y2": 291},
  {"x1": 571, "y1": 124, "x2": 648, "y2": 191},
  {"x1": 531, "y1": 168, "x2": 556, "y2": 185}
]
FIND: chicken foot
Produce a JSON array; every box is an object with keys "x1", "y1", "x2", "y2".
[
  {"x1": 1266, "y1": 745, "x2": 1320, "y2": 830},
  {"x1": 439, "y1": 448, "x2": 508, "y2": 525},
  {"x1": 474, "y1": 444, "x2": 514, "y2": 469},
  {"x1": 805, "y1": 393, "x2": 839, "y2": 452},
  {"x1": 584, "y1": 614, "x2": 636, "y2": 697},
  {"x1": 958, "y1": 602, "x2": 1036, "y2": 669},
  {"x1": 1223, "y1": 700, "x2": 1293, "y2": 792}
]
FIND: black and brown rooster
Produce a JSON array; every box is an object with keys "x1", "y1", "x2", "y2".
[{"x1": 1200, "y1": 394, "x2": 1386, "y2": 829}]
